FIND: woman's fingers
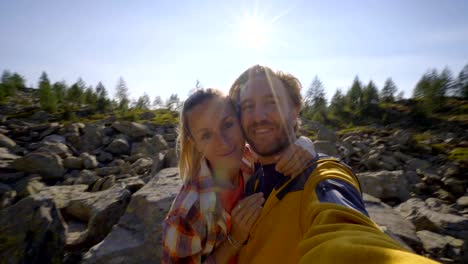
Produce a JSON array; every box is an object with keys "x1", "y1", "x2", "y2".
[
  {"x1": 232, "y1": 193, "x2": 263, "y2": 218},
  {"x1": 280, "y1": 146, "x2": 302, "y2": 175},
  {"x1": 275, "y1": 145, "x2": 295, "y2": 172}
]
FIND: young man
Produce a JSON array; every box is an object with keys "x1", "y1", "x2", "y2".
[{"x1": 228, "y1": 65, "x2": 437, "y2": 264}]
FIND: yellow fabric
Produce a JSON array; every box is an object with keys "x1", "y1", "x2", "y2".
[{"x1": 238, "y1": 160, "x2": 439, "y2": 264}]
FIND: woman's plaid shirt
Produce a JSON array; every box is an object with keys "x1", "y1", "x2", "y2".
[{"x1": 162, "y1": 148, "x2": 254, "y2": 263}]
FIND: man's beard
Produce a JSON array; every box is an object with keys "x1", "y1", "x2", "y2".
[{"x1": 244, "y1": 121, "x2": 293, "y2": 157}]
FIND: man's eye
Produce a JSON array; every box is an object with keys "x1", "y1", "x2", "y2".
[
  {"x1": 242, "y1": 104, "x2": 253, "y2": 111},
  {"x1": 224, "y1": 121, "x2": 234, "y2": 129},
  {"x1": 266, "y1": 99, "x2": 276, "y2": 105}
]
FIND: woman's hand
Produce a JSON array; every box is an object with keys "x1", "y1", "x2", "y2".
[
  {"x1": 275, "y1": 140, "x2": 316, "y2": 178},
  {"x1": 229, "y1": 193, "x2": 264, "y2": 245}
]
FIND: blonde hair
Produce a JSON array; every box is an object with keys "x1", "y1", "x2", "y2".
[{"x1": 177, "y1": 88, "x2": 231, "y2": 183}]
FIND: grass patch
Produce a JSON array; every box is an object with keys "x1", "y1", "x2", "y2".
[
  {"x1": 337, "y1": 126, "x2": 377, "y2": 136},
  {"x1": 449, "y1": 148, "x2": 468, "y2": 163},
  {"x1": 412, "y1": 132, "x2": 433, "y2": 143}
]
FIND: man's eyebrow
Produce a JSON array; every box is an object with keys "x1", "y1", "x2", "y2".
[{"x1": 240, "y1": 98, "x2": 253, "y2": 107}]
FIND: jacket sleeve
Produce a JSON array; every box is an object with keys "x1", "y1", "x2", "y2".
[
  {"x1": 299, "y1": 161, "x2": 439, "y2": 264},
  {"x1": 162, "y1": 215, "x2": 216, "y2": 264}
]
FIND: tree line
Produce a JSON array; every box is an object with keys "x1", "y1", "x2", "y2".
[
  {"x1": 1, "y1": 64, "x2": 467, "y2": 121},
  {"x1": 0, "y1": 71, "x2": 184, "y2": 114},
  {"x1": 302, "y1": 64, "x2": 468, "y2": 125}
]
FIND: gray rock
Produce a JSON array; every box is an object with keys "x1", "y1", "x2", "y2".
[
  {"x1": 106, "y1": 138, "x2": 130, "y2": 155},
  {"x1": 37, "y1": 142, "x2": 71, "y2": 158},
  {"x1": 0, "y1": 171, "x2": 24, "y2": 184},
  {"x1": 131, "y1": 157, "x2": 153, "y2": 175},
  {"x1": 80, "y1": 124, "x2": 105, "y2": 152},
  {"x1": 363, "y1": 194, "x2": 422, "y2": 252},
  {"x1": 12, "y1": 176, "x2": 46, "y2": 199},
  {"x1": 96, "y1": 166, "x2": 121, "y2": 177},
  {"x1": 0, "y1": 196, "x2": 65, "y2": 263},
  {"x1": 164, "y1": 148, "x2": 178, "y2": 168},
  {"x1": 356, "y1": 170, "x2": 410, "y2": 202},
  {"x1": 0, "y1": 133, "x2": 16, "y2": 148},
  {"x1": 75, "y1": 170, "x2": 99, "y2": 186},
  {"x1": 81, "y1": 152, "x2": 98, "y2": 169},
  {"x1": 0, "y1": 190, "x2": 16, "y2": 209},
  {"x1": 117, "y1": 176, "x2": 145, "y2": 194},
  {"x1": 97, "y1": 151, "x2": 114, "y2": 163},
  {"x1": 82, "y1": 168, "x2": 180, "y2": 264},
  {"x1": 42, "y1": 134, "x2": 66, "y2": 144},
  {"x1": 313, "y1": 140, "x2": 338, "y2": 156},
  {"x1": 416, "y1": 230, "x2": 466, "y2": 263},
  {"x1": 0, "y1": 147, "x2": 19, "y2": 169},
  {"x1": 425, "y1": 198, "x2": 457, "y2": 214},
  {"x1": 65, "y1": 185, "x2": 131, "y2": 248},
  {"x1": 32, "y1": 184, "x2": 89, "y2": 209},
  {"x1": 406, "y1": 158, "x2": 431, "y2": 171},
  {"x1": 12, "y1": 151, "x2": 65, "y2": 180},
  {"x1": 112, "y1": 121, "x2": 151, "y2": 140},
  {"x1": 91, "y1": 175, "x2": 116, "y2": 192},
  {"x1": 442, "y1": 177, "x2": 467, "y2": 197},
  {"x1": 396, "y1": 198, "x2": 468, "y2": 240},
  {"x1": 64, "y1": 156, "x2": 84, "y2": 169},
  {"x1": 131, "y1": 134, "x2": 168, "y2": 157},
  {"x1": 457, "y1": 196, "x2": 468, "y2": 209}
]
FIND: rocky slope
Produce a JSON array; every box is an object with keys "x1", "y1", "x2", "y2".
[{"x1": 0, "y1": 100, "x2": 467, "y2": 263}]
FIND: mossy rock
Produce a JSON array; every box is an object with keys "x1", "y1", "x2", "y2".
[{"x1": 449, "y1": 148, "x2": 468, "y2": 163}]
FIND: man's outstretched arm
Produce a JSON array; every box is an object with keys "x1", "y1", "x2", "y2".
[{"x1": 299, "y1": 160, "x2": 438, "y2": 264}]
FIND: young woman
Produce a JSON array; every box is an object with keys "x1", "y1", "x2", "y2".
[{"x1": 162, "y1": 89, "x2": 315, "y2": 263}]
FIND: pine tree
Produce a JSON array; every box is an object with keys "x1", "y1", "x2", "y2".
[
  {"x1": 95, "y1": 82, "x2": 111, "y2": 112},
  {"x1": 166, "y1": 94, "x2": 181, "y2": 111},
  {"x1": 152, "y1": 95, "x2": 163, "y2": 109},
  {"x1": 52, "y1": 81, "x2": 67, "y2": 104},
  {"x1": 413, "y1": 69, "x2": 446, "y2": 112},
  {"x1": 84, "y1": 86, "x2": 98, "y2": 106},
  {"x1": 454, "y1": 64, "x2": 468, "y2": 99},
  {"x1": 304, "y1": 76, "x2": 327, "y2": 121},
  {"x1": 115, "y1": 77, "x2": 129, "y2": 111},
  {"x1": 346, "y1": 76, "x2": 363, "y2": 112},
  {"x1": 38, "y1": 72, "x2": 57, "y2": 112},
  {"x1": 66, "y1": 78, "x2": 86, "y2": 106},
  {"x1": 380, "y1": 78, "x2": 397, "y2": 102},
  {"x1": 329, "y1": 89, "x2": 346, "y2": 118},
  {"x1": 135, "y1": 93, "x2": 151, "y2": 110}
]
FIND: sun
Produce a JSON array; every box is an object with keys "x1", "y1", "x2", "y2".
[{"x1": 236, "y1": 15, "x2": 272, "y2": 49}]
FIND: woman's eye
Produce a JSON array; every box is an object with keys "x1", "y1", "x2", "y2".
[{"x1": 201, "y1": 133, "x2": 211, "y2": 140}]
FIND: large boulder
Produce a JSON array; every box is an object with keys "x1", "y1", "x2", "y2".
[
  {"x1": 106, "y1": 138, "x2": 130, "y2": 156},
  {"x1": 12, "y1": 151, "x2": 65, "y2": 180},
  {"x1": 313, "y1": 140, "x2": 338, "y2": 156},
  {"x1": 416, "y1": 230, "x2": 467, "y2": 263},
  {"x1": 0, "y1": 133, "x2": 16, "y2": 149},
  {"x1": 37, "y1": 141, "x2": 71, "y2": 158},
  {"x1": 80, "y1": 152, "x2": 98, "y2": 169},
  {"x1": 130, "y1": 134, "x2": 168, "y2": 157},
  {"x1": 82, "y1": 168, "x2": 181, "y2": 264},
  {"x1": 0, "y1": 147, "x2": 19, "y2": 170},
  {"x1": 112, "y1": 121, "x2": 151, "y2": 140},
  {"x1": 0, "y1": 196, "x2": 66, "y2": 263},
  {"x1": 363, "y1": 194, "x2": 422, "y2": 252},
  {"x1": 396, "y1": 198, "x2": 468, "y2": 240},
  {"x1": 357, "y1": 170, "x2": 411, "y2": 202},
  {"x1": 64, "y1": 185, "x2": 131, "y2": 249},
  {"x1": 79, "y1": 124, "x2": 105, "y2": 152},
  {"x1": 32, "y1": 184, "x2": 89, "y2": 209},
  {"x1": 12, "y1": 176, "x2": 46, "y2": 199}
]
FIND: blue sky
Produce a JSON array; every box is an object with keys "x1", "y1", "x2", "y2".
[{"x1": 1, "y1": 0, "x2": 467, "y2": 103}]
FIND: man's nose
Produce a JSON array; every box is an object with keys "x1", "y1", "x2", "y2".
[{"x1": 252, "y1": 105, "x2": 268, "y2": 122}]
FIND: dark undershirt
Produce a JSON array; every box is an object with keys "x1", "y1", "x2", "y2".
[{"x1": 254, "y1": 163, "x2": 290, "y2": 200}]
